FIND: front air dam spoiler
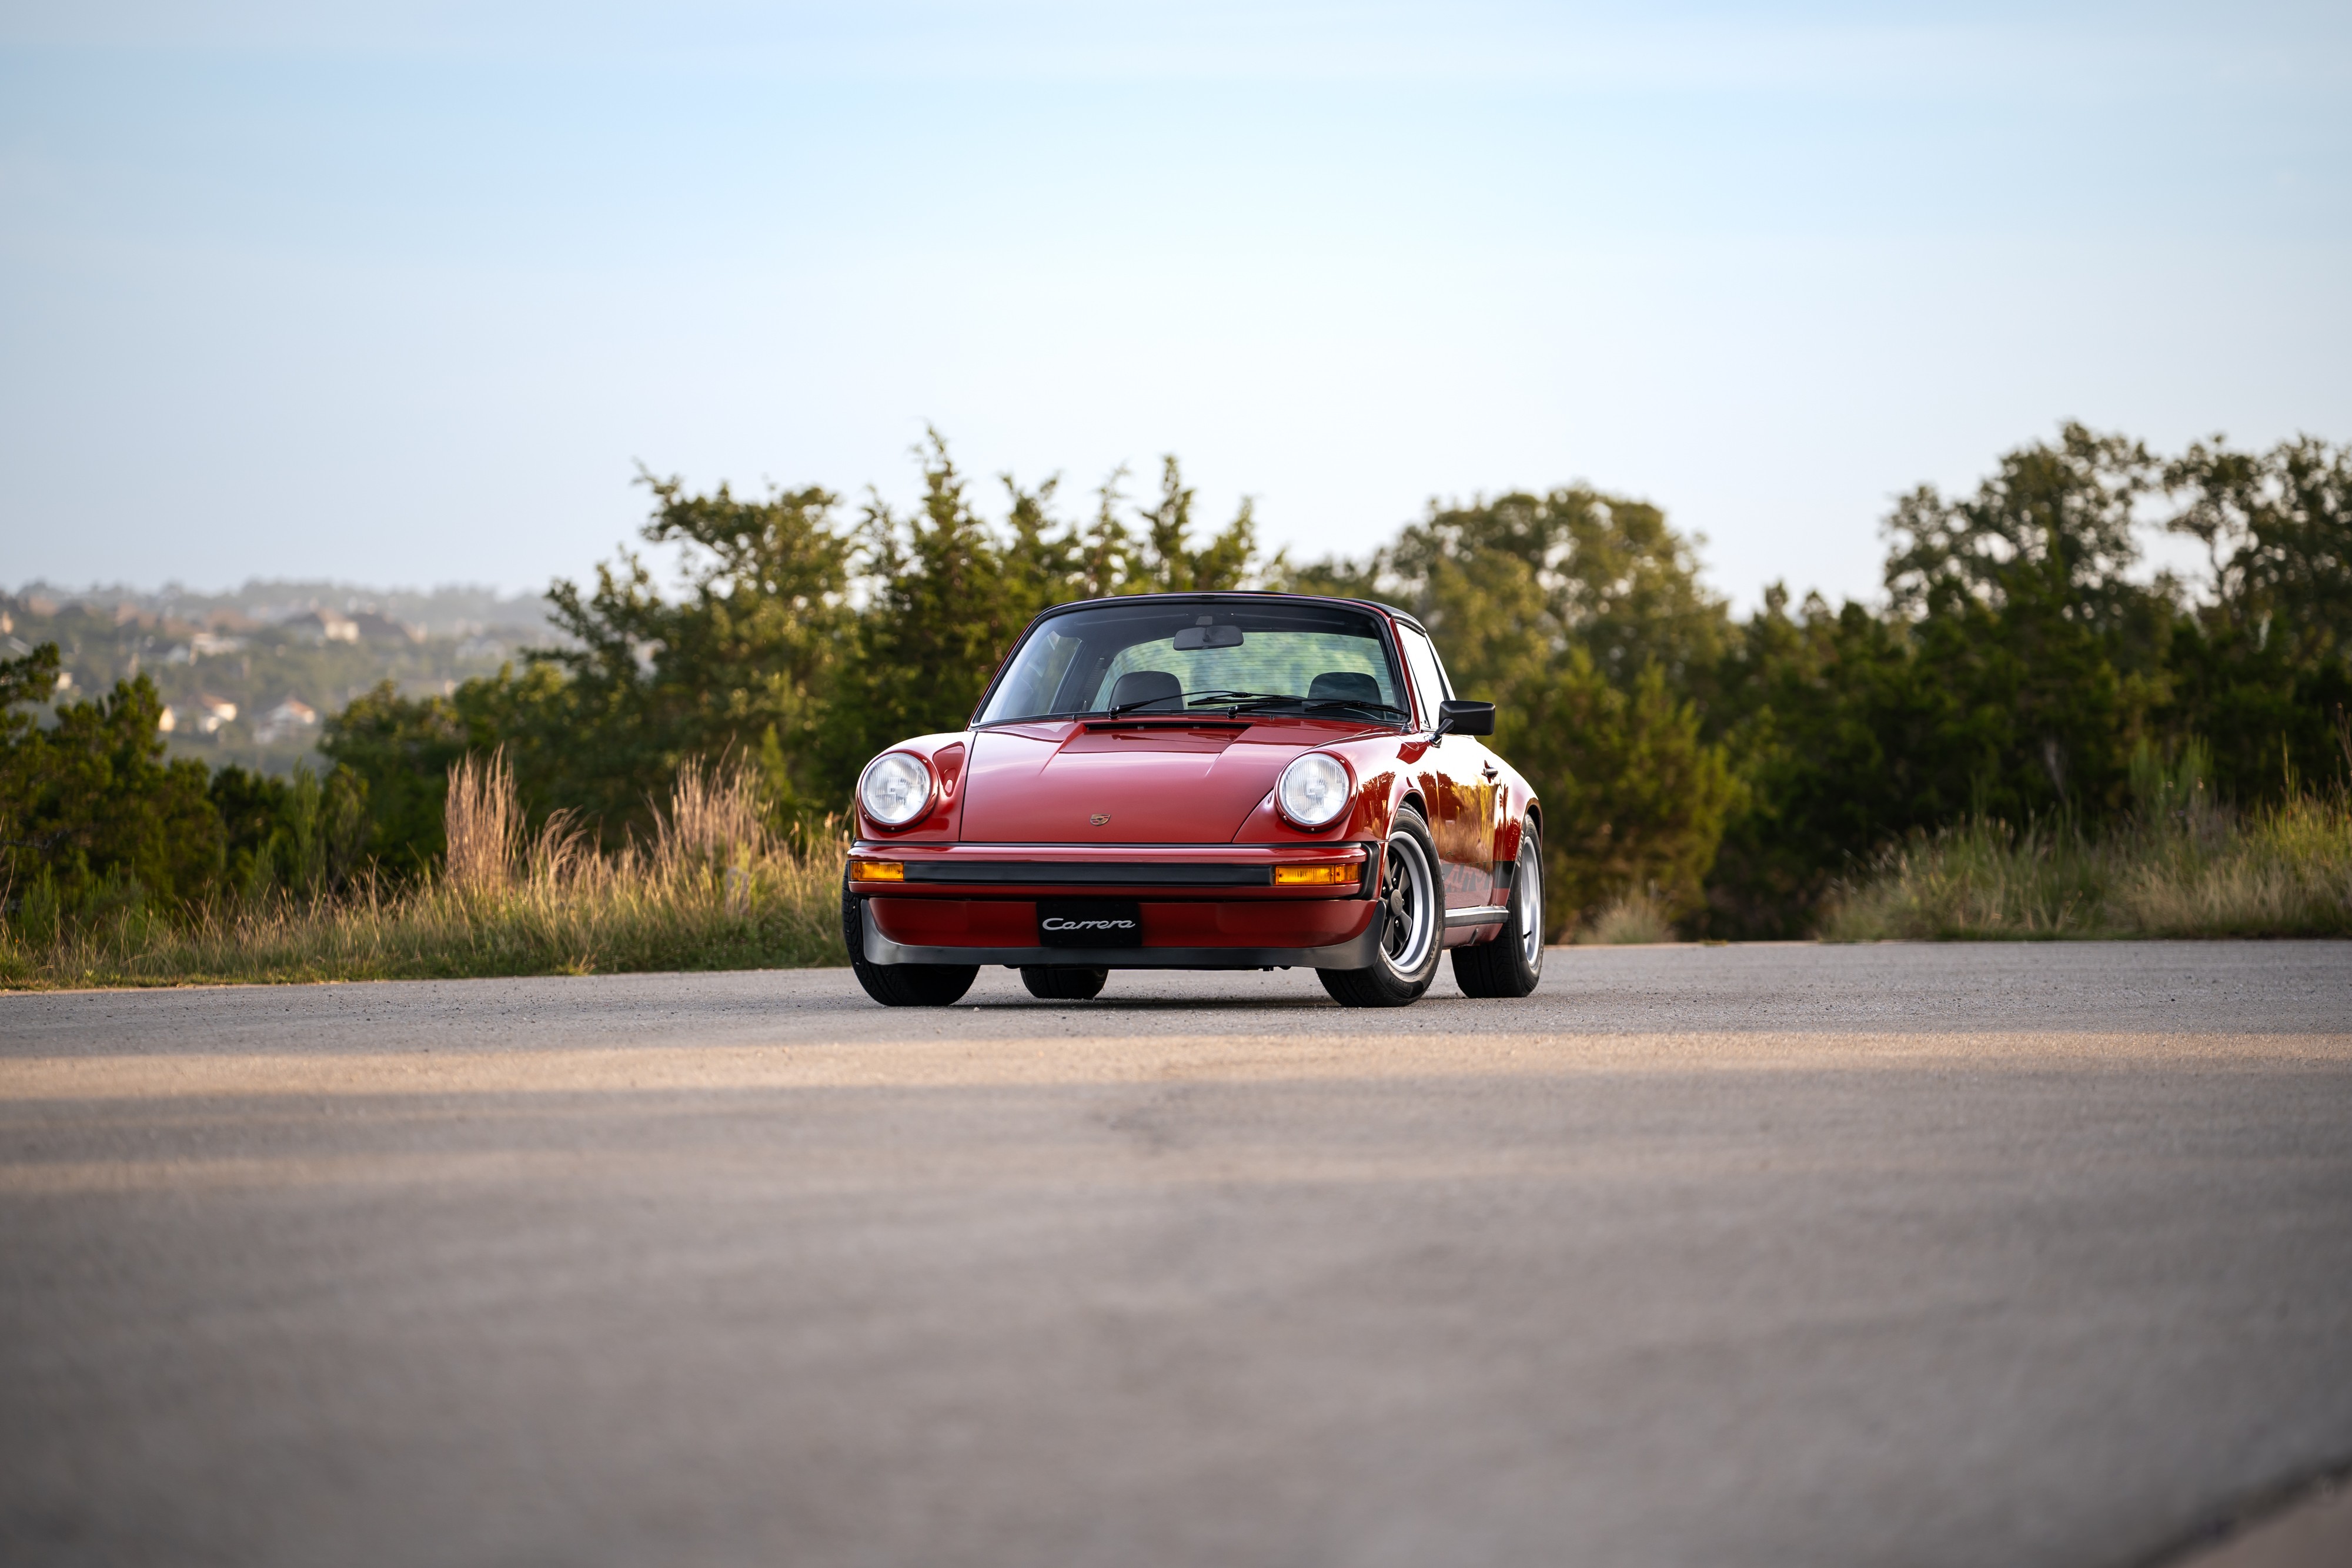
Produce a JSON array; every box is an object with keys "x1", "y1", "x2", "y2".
[{"x1": 860, "y1": 901, "x2": 1387, "y2": 971}]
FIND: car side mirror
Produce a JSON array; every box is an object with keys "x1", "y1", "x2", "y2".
[{"x1": 1435, "y1": 699, "x2": 1495, "y2": 738}]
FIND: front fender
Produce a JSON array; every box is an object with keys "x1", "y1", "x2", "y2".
[
  {"x1": 1495, "y1": 770, "x2": 1539, "y2": 865},
  {"x1": 1227, "y1": 738, "x2": 1409, "y2": 845},
  {"x1": 853, "y1": 732, "x2": 971, "y2": 842}
]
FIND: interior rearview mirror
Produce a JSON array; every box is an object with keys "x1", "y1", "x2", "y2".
[
  {"x1": 1435, "y1": 699, "x2": 1496, "y2": 737},
  {"x1": 1172, "y1": 624, "x2": 1244, "y2": 651}
]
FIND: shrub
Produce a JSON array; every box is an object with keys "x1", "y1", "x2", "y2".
[{"x1": 1579, "y1": 888, "x2": 1678, "y2": 945}]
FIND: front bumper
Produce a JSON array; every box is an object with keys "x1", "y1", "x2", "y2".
[
  {"x1": 847, "y1": 841, "x2": 1381, "y2": 969},
  {"x1": 859, "y1": 900, "x2": 1385, "y2": 970}
]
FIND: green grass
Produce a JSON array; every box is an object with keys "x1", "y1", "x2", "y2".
[
  {"x1": 1821, "y1": 787, "x2": 2352, "y2": 941},
  {"x1": 0, "y1": 757, "x2": 852, "y2": 989}
]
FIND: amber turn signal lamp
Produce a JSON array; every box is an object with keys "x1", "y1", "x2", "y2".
[
  {"x1": 848, "y1": 860, "x2": 906, "y2": 882},
  {"x1": 1273, "y1": 862, "x2": 1358, "y2": 887}
]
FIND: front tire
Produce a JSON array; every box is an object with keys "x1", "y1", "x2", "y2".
[
  {"x1": 1021, "y1": 966, "x2": 1108, "y2": 1001},
  {"x1": 1452, "y1": 823, "x2": 1544, "y2": 998},
  {"x1": 1320, "y1": 807, "x2": 1444, "y2": 1008},
  {"x1": 842, "y1": 877, "x2": 978, "y2": 1007}
]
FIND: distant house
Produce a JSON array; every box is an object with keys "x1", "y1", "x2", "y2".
[
  {"x1": 162, "y1": 634, "x2": 243, "y2": 666},
  {"x1": 280, "y1": 610, "x2": 359, "y2": 644},
  {"x1": 254, "y1": 697, "x2": 319, "y2": 745},
  {"x1": 163, "y1": 696, "x2": 238, "y2": 737},
  {"x1": 349, "y1": 611, "x2": 426, "y2": 646}
]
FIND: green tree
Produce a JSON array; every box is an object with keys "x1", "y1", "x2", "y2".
[
  {"x1": 1873, "y1": 422, "x2": 2173, "y2": 817},
  {"x1": 2168, "y1": 434, "x2": 2351, "y2": 667},
  {"x1": 326, "y1": 678, "x2": 487, "y2": 871},
  {"x1": 2161, "y1": 434, "x2": 2352, "y2": 797},
  {"x1": 1126, "y1": 455, "x2": 1260, "y2": 594},
  {"x1": 818, "y1": 435, "x2": 1265, "y2": 789},
  {"x1": 819, "y1": 436, "x2": 1063, "y2": 785},
  {"x1": 1504, "y1": 653, "x2": 1742, "y2": 925},
  {"x1": 1702, "y1": 591, "x2": 1984, "y2": 935},
  {"x1": 1703, "y1": 425, "x2": 2221, "y2": 935},
  {"x1": 1, "y1": 646, "x2": 222, "y2": 914},
  {"x1": 207, "y1": 763, "x2": 370, "y2": 899},
  {"x1": 533, "y1": 469, "x2": 854, "y2": 831},
  {"x1": 1387, "y1": 487, "x2": 1730, "y2": 695},
  {"x1": 1305, "y1": 486, "x2": 1739, "y2": 933},
  {"x1": 325, "y1": 434, "x2": 1273, "y2": 865}
]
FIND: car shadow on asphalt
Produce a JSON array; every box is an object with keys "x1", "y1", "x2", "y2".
[{"x1": 957, "y1": 998, "x2": 1340, "y2": 1012}]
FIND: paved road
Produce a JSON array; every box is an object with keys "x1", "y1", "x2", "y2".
[{"x1": 3, "y1": 944, "x2": 2349, "y2": 1568}]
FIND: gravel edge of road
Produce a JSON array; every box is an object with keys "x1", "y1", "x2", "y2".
[{"x1": 2139, "y1": 1461, "x2": 2352, "y2": 1568}]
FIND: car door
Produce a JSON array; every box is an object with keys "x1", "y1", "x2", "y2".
[{"x1": 1393, "y1": 623, "x2": 1496, "y2": 911}]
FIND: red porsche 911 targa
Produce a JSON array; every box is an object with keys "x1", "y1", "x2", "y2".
[{"x1": 842, "y1": 591, "x2": 1544, "y2": 1008}]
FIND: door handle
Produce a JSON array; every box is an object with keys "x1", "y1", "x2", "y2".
[{"x1": 1480, "y1": 761, "x2": 1499, "y2": 780}]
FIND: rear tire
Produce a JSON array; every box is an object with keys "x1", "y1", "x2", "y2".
[
  {"x1": 842, "y1": 878, "x2": 979, "y2": 1007},
  {"x1": 1320, "y1": 807, "x2": 1444, "y2": 1008},
  {"x1": 1021, "y1": 966, "x2": 1108, "y2": 1001},
  {"x1": 1452, "y1": 823, "x2": 1544, "y2": 998}
]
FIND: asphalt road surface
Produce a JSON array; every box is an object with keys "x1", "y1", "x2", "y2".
[{"x1": 4, "y1": 943, "x2": 2350, "y2": 1568}]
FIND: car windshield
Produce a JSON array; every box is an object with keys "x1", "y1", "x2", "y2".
[{"x1": 977, "y1": 600, "x2": 1411, "y2": 726}]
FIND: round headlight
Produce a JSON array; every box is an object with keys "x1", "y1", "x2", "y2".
[
  {"x1": 1276, "y1": 753, "x2": 1352, "y2": 830},
  {"x1": 859, "y1": 752, "x2": 933, "y2": 828}
]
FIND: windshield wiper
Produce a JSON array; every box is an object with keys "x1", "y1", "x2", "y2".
[
  {"x1": 1299, "y1": 698, "x2": 1411, "y2": 721},
  {"x1": 1100, "y1": 690, "x2": 1406, "y2": 722},
  {"x1": 1197, "y1": 693, "x2": 1411, "y2": 722},
  {"x1": 1105, "y1": 692, "x2": 1212, "y2": 717},
  {"x1": 1100, "y1": 689, "x2": 1258, "y2": 717},
  {"x1": 1180, "y1": 690, "x2": 1267, "y2": 708}
]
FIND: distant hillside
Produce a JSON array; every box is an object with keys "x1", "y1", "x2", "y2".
[
  {"x1": 2, "y1": 581, "x2": 562, "y2": 776},
  {"x1": 9, "y1": 579, "x2": 554, "y2": 640}
]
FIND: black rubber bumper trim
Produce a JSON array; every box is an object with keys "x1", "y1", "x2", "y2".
[
  {"x1": 861, "y1": 902, "x2": 1384, "y2": 971},
  {"x1": 903, "y1": 861, "x2": 1274, "y2": 887}
]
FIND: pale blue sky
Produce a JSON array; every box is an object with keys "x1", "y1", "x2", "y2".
[{"x1": 4, "y1": 2, "x2": 2347, "y2": 609}]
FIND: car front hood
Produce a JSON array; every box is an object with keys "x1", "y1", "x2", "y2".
[{"x1": 959, "y1": 721, "x2": 1318, "y2": 843}]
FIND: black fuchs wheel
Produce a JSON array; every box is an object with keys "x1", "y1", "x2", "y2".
[
  {"x1": 1021, "y1": 966, "x2": 1108, "y2": 1001},
  {"x1": 841, "y1": 876, "x2": 978, "y2": 1007},
  {"x1": 1452, "y1": 823, "x2": 1545, "y2": 998},
  {"x1": 1320, "y1": 806, "x2": 1445, "y2": 1008}
]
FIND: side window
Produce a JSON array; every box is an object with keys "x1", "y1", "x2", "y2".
[{"x1": 1395, "y1": 626, "x2": 1449, "y2": 726}]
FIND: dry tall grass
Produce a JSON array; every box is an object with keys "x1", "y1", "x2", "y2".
[
  {"x1": 0, "y1": 757, "x2": 850, "y2": 988},
  {"x1": 1822, "y1": 753, "x2": 2352, "y2": 941},
  {"x1": 443, "y1": 748, "x2": 524, "y2": 892}
]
